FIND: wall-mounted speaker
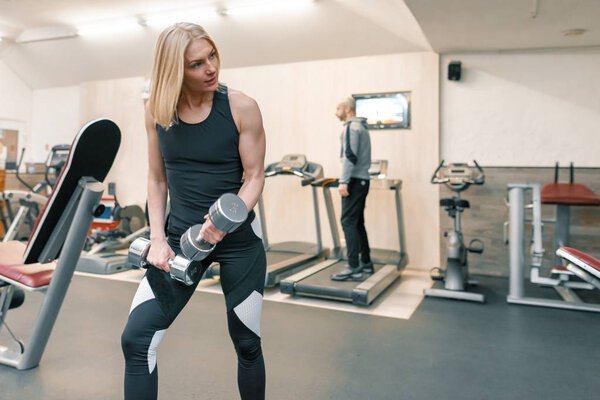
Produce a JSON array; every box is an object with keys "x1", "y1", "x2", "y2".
[{"x1": 448, "y1": 61, "x2": 462, "y2": 81}]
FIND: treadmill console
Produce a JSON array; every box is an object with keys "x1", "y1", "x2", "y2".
[
  {"x1": 369, "y1": 159, "x2": 388, "y2": 179},
  {"x1": 265, "y1": 154, "x2": 323, "y2": 183},
  {"x1": 431, "y1": 160, "x2": 485, "y2": 192},
  {"x1": 275, "y1": 154, "x2": 307, "y2": 171}
]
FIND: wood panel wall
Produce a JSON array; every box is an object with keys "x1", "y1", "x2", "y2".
[
  {"x1": 220, "y1": 53, "x2": 441, "y2": 270},
  {"x1": 78, "y1": 52, "x2": 441, "y2": 270},
  {"x1": 80, "y1": 77, "x2": 147, "y2": 207}
]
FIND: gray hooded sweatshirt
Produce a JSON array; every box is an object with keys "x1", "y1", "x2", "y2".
[{"x1": 340, "y1": 117, "x2": 371, "y2": 184}]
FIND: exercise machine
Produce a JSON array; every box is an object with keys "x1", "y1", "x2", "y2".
[
  {"x1": 1, "y1": 144, "x2": 70, "y2": 242},
  {"x1": 259, "y1": 154, "x2": 329, "y2": 286},
  {"x1": 424, "y1": 160, "x2": 486, "y2": 303},
  {"x1": 541, "y1": 162, "x2": 600, "y2": 265},
  {"x1": 0, "y1": 118, "x2": 120, "y2": 369},
  {"x1": 76, "y1": 183, "x2": 147, "y2": 275},
  {"x1": 280, "y1": 160, "x2": 408, "y2": 306},
  {"x1": 76, "y1": 205, "x2": 147, "y2": 274},
  {"x1": 507, "y1": 182, "x2": 600, "y2": 312},
  {"x1": 206, "y1": 154, "x2": 328, "y2": 287}
]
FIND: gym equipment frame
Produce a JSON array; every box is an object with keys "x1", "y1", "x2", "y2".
[
  {"x1": 0, "y1": 119, "x2": 120, "y2": 369},
  {"x1": 424, "y1": 160, "x2": 486, "y2": 303},
  {"x1": 507, "y1": 183, "x2": 600, "y2": 313}
]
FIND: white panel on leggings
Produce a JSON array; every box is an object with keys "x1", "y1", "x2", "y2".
[
  {"x1": 148, "y1": 329, "x2": 166, "y2": 374},
  {"x1": 233, "y1": 290, "x2": 263, "y2": 337},
  {"x1": 250, "y1": 215, "x2": 262, "y2": 239},
  {"x1": 129, "y1": 277, "x2": 155, "y2": 315}
]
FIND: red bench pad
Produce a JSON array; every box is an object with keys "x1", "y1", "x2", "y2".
[
  {"x1": 541, "y1": 183, "x2": 600, "y2": 206},
  {"x1": 558, "y1": 247, "x2": 600, "y2": 274},
  {"x1": 0, "y1": 241, "x2": 54, "y2": 288}
]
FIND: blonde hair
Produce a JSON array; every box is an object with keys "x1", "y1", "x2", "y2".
[{"x1": 148, "y1": 22, "x2": 221, "y2": 129}]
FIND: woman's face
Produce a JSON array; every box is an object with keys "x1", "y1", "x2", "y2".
[{"x1": 182, "y1": 38, "x2": 220, "y2": 93}]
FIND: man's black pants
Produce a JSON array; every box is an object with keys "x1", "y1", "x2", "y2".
[{"x1": 341, "y1": 178, "x2": 371, "y2": 269}]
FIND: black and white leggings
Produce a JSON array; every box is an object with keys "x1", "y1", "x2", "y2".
[{"x1": 121, "y1": 221, "x2": 266, "y2": 400}]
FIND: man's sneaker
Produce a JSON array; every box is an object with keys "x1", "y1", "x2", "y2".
[
  {"x1": 331, "y1": 267, "x2": 363, "y2": 281},
  {"x1": 360, "y1": 261, "x2": 375, "y2": 274}
]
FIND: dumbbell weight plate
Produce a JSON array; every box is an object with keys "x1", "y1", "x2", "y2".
[
  {"x1": 180, "y1": 224, "x2": 216, "y2": 261},
  {"x1": 208, "y1": 193, "x2": 248, "y2": 232},
  {"x1": 128, "y1": 237, "x2": 151, "y2": 268},
  {"x1": 169, "y1": 255, "x2": 200, "y2": 286}
]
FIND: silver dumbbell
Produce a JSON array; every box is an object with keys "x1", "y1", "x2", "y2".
[
  {"x1": 128, "y1": 237, "x2": 200, "y2": 286},
  {"x1": 128, "y1": 193, "x2": 248, "y2": 286},
  {"x1": 180, "y1": 193, "x2": 248, "y2": 261}
]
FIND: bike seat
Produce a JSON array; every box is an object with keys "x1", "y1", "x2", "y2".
[{"x1": 440, "y1": 198, "x2": 470, "y2": 209}]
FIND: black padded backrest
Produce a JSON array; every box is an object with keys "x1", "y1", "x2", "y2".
[{"x1": 23, "y1": 119, "x2": 121, "y2": 264}]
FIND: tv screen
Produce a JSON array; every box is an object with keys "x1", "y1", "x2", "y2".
[{"x1": 353, "y1": 91, "x2": 411, "y2": 129}]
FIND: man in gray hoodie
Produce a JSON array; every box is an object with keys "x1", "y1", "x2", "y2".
[{"x1": 331, "y1": 97, "x2": 373, "y2": 281}]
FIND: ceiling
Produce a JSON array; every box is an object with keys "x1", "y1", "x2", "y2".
[{"x1": 0, "y1": 0, "x2": 598, "y2": 89}]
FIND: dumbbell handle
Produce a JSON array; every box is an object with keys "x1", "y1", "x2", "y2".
[
  {"x1": 181, "y1": 193, "x2": 248, "y2": 261},
  {"x1": 128, "y1": 237, "x2": 199, "y2": 286}
]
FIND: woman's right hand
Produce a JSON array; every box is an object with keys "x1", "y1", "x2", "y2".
[{"x1": 147, "y1": 238, "x2": 175, "y2": 273}]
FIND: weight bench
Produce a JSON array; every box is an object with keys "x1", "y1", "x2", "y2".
[
  {"x1": 0, "y1": 118, "x2": 120, "y2": 370},
  {"x1": 541, "y1": 163, "x2": 600, "y2": 265},
  {"x1": 556, "y1": 247, "x2": 600, "y2": 290},
  {"x1": 507, "y1": 183, "x2": 600, "y2": 312}
]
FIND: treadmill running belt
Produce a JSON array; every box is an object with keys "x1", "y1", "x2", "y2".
[{"x1": 294, "y1": 261, "x2": 384, "y2": 301}]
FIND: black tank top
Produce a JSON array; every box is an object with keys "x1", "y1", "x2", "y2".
[{"x1": 157, "y1": 85, "x2": 249, "y2": 238}]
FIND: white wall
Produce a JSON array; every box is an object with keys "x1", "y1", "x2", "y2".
[
  {"x1": 440, "y1": 50, "x2": 600, "y2": 167},
  {"x1": 30, "y1": 86, "x2": 80, "y2": 162},
  {"x1": 0, "y1": 60, "x2": 32, "y2": 165}
]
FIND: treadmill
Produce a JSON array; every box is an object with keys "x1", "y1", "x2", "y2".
[
  {"x1": 280, "y1": 160, "x2": 408, "y2": 306},
  {"x1": 207, "y1": 154, "x2": 329, "y2": 287},
  {"x1": 76, "y1": 204, "x2": 147, "y2": 274}
]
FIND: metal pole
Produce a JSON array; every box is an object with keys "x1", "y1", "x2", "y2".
[
  {"x1": 394, "y1": 185, "x2": 407, "y2": 264},
  {"x1": 322, "y1": 186, "x2": 341, "y2": 259},
  {"x1": 312, "y1": 187, "x2": 322, "y2": 254},
  {"x1": 554, "y1": 205, "x2": 570, "y2": 265},
  {"x1": 508, "y1": 186, "x2": 525, "y2": 300},
  {"x1": 18, "y1": 179, "x2": 103, "y2": 370}
]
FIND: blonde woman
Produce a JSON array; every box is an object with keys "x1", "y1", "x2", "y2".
[{"x1": 121, "y1": 23, "x2": 266, "y2": 400}]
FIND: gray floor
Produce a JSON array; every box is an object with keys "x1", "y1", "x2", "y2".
[{"x1": 1, "y1": 274, "x2": 599, "y2": 400}]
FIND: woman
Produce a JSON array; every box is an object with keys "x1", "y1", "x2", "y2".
[{"x1": 121, "y1": 22, "x2": 267, "y2": 400}]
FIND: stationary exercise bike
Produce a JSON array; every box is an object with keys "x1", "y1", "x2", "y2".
[{"x1": 424, "y1": 160, "x2": 486, "y2": 303}]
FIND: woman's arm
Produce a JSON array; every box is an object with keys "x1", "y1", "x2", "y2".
[
  {"x1": 145, "y1": 104, "x2": 175, "y2": 271},
  {"x1": 200, "y1": 90, "x2": 266, "y2": 244},
  {"x1": 234, "y1": 93, "x2": 266, "y2": 212}
]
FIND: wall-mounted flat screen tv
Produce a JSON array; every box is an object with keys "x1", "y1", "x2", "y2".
[{"x1": 353, "y1": 91, "x2": 411, "y2": 129}]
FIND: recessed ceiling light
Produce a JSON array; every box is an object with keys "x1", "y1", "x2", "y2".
[
  {"x1": 562, "y1": 28, "x2": 586, "y2": 37},
  {"x1": 224, "y1": 0, "x2": 315, "y2": 16},
  {"x1": 77, "y1": 18, "x2": 141, "y2": 37},
  {"x1": 16, "y1": 25, "x2": 77, "y2": 43}
]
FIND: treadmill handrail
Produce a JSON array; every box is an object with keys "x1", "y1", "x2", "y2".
[{"x1": 312, "y1": 177, "x2": 402, "y2": 190}]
